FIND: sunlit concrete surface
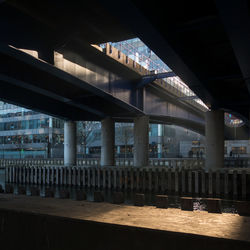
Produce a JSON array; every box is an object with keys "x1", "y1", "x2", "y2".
[{"x1": 0, "y1": 194, "x2": 249, "y2": 242}]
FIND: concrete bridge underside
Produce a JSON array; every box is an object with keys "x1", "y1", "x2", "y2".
[
  {"x1": 1, "y1": 0, "x2": 237, "y2": 170},
  {"x1": 0, "y1": 42, "x2": 204, "y2": 134}
]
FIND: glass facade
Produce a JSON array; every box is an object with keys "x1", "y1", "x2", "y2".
[
  {"x1": 111, "y1": 38, "x2": 170, "y2": 72},
  {"x1": 0, "y1": 101, "x2": 64, "y2": 159},
  {"x1": 0, "y1": 118, "x2": 49, "y2": 131}
]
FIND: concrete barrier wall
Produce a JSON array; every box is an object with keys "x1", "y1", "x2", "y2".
[
  {"x1": 5, "y1": 165, "x2": 250, "y2": 200},
  {"x1": 0, "y1": 208, "x2": 249, "y2": 250}
]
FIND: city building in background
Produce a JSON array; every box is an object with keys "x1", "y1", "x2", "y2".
[
  {"x1": 0, "y1": 101, "x2": 205, "y2": 159},
  {"x1": 1, "y1": 101, "x2": 248, "y2": 159},
  {"x1": 78, "y1": 122, "x2": 204, "y2": 159},
  {"x1": 0, "y1": 102, "x2": 64, "y2": 159}
]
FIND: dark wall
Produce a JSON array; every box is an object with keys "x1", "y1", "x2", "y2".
[
  {"x1": 0, "y1": 209, "x2": 249, "y2": 250},
  {"x1": 225, "y1": 125, "x2": 250, "y2": 140}
]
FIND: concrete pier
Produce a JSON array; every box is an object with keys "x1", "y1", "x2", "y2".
[
  {"x1": 64, "y1": 121, "x2": 76, "y2": 166},
  {"x1": 133, "y1": 116, "x2": 149, "y2": 167},
  {"x1": 101, "y1": 117, "x2": 115, "y2": 166},
  {"x1": 205, "y1": 110, "x2": 224, "y2": 170}
]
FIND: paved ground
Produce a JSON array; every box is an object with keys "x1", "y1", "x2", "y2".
[{"x1": 0, "y1": 193, "x2": 249, "y2": 242}]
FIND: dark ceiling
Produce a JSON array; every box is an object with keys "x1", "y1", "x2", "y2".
[
  {"x1": 5, "y1": 0, "x2": 134, "y2": 45},
  {"x1": 1, "y1": 0, "x2": 250, "y2": 122},
  {"x1": 130, "y1": 0, "x2": 245, "y2": 108},
  {"x1": 98, "y1": 0, "x2": 250, "y2": 122}
]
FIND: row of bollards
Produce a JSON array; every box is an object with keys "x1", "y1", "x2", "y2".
[{"x1": 1, "y1": 184, "x2": 249, "y2": 216}]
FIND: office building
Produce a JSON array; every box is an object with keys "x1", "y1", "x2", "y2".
[{"x1": 0, "y1": 101, "x2": 64, "y2": 158}]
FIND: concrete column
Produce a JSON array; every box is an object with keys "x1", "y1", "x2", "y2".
[
  {"x1": 133, "y1": 116, "x2": 149, "y2": 167},
  {"x1": 117, "y1": 146, "x2": 121, "y2": 154},
  {"x1": 157, "y1": 144, "x2": 162, "y2": 158},
  {"x1": 64, "y1": 121, "x2": 76, "y2": 166},
  {"x1": 101, "y1": 117, "x2": 115, "y2": 166},
  {"x1": 205, "y1": 110, "x2": 224, "y2": 169}
]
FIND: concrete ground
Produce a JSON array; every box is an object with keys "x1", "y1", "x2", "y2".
[{"x1": 0, "y1": 193, "x2": 249, "y2": 243}]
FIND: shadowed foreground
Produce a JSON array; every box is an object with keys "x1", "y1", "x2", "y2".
[{"x1": 0, "y1": 194, "x2": 249, "y2": 250}]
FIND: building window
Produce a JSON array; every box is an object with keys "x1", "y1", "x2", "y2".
[
  {"x1": 192, "y1": 141, "x2": 200, "y2": 146},
  {"x1": 231, "y1": 146, "x2": 246, "y2": 154}
]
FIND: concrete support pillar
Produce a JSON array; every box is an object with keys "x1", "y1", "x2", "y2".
[
  {"x1": 117, "y1": 146, "x2": 121, "y2": 154},
  {"x1": 101, "y1": 117, "x2": 114, "y2": 166},
  {"x1": 205, "y1": 110, "x2": 224, "y2": 169},
  {"x1": 133, "y1": 116, "x2": 149, "y2": 167},
  {"x1": 157, "y1": 144, "x2": 163, "y2": 159},
  {"x1": 64, "y1": 121, "x2": 76, "y2": 166}
]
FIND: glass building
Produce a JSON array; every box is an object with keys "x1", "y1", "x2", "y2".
[{"x1": 0, "y1": 102, "x2": 64, "y2": 159}]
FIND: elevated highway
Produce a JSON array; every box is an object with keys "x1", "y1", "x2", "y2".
[
  {"x1": 0, "y1": 0, "x2": 206, "y2": 134},
  {"x1": 1, "y1": 1, "x2": 249, "y2": 123},
  {"x1": 100, "y1": 0, "x2": 250, "y2": 124}
]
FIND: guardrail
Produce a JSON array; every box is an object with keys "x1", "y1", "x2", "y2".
[{"x1": 5, "y1": 165, "x2": 250, "y2": 200}]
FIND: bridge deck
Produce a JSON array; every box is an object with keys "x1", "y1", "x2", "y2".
[{"x1": 0, "y1": 194, "x2": 249, "y2": 244}]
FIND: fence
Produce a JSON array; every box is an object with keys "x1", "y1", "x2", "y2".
[
  {"x1": 0, "y1": 158, "x2": 205, "y2": 169},
  {"x1": 5, "y1": 165, "x2": 250, "y2": 200},
  {"x1": 2, "y1": 157, "x2": 250, "y2": 168}
]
